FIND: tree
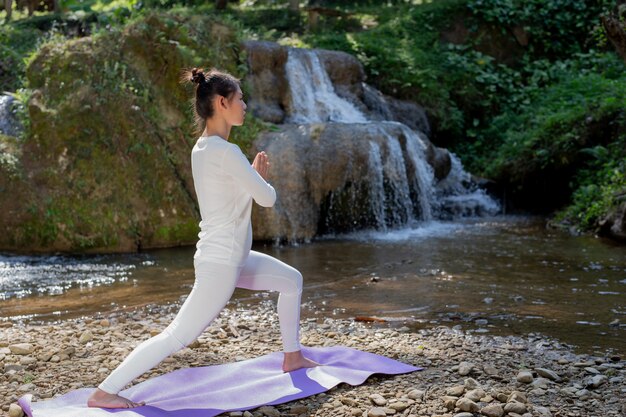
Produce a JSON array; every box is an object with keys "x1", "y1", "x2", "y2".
[{"x1": 602, "y1": 0, "x2": 626, "y2": 64}]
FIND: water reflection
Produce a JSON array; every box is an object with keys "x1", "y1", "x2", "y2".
[{"x1": 1, "y1": 216, "x2": 624, "y2": 355}]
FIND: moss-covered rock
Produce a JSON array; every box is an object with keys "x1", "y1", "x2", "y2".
[{"x1": 0, "y1": 12, "x2": 260, "y2": 252}]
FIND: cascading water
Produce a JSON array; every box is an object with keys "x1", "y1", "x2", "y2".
[
  {"x1": 282, "y1": 46, "x2": 499, "y2": 233},
  {"x1": 285, "y1": 48, "x2": 368, "y2": 124}
]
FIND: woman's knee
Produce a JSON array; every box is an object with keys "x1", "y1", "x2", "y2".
[{"x1": 288, "y1": 268, "x2": 303, "y2": 295}]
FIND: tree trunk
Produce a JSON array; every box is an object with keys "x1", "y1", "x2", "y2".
[
  {"x1": 5, "y1": 0, "x2": 12, "y2": 20},
  {"x1": 215, "y1": 0, "x2": 227, "y2": 10},
  {"x1": 289, "y1": 0, "x2": 299, "y2": 12},
  {"x1": 602, "y1": 15, "x2": 626, "y2": 64}
]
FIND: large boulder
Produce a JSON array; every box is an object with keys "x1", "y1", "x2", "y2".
[{"x1": 599, "y1": 200, "x2": 626, "y2": 242}]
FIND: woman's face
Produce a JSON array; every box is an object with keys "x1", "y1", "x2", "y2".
[{"x1": 225, "y1": 86, "x2": 247, "y2": 126}]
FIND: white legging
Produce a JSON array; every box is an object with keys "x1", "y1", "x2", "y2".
[{"x1": 98, "y1": 250, "x2": 303, "y2": 394}]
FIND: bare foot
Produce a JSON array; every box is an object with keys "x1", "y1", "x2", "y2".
[
  {"x1": 282, "y1": 350, "x2": 319, "y2": 372},
  {"x1": 87, "y1": 388, "x2": 145, "y2": 409}
]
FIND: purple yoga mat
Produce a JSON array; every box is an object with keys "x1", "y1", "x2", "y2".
[{"x1": 18, "y1": 346, "x2": 421, "y2": 417}]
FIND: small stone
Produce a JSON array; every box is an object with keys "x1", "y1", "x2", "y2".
[
  {"x1": 465, "y1": 388, "x2": 486, "y2": 402},
  {"x1": 516, "y1": 370, "x2": 533, "y2": 383},
  {"x1": 496, "y1": 393, "x2": 508, "y2": 403},
  {"x1": 459, "y1": 361, "x2": 474, "y2": 376},
  {"x1": 407, "y1": 389, "x2": 425, "y2": 400},
  {"x1": 389, "y1": 401, "x2": 408, "y2": 412},
  {"x1": 584, "y1": 367, "x2": 600, "y2": 374},
  {"x1": 19, "y1": 383, "x2": 35, "y2": 392},
  {"x1": 456, "y1": 398, "x2": 479, "y2": 412},
  {"x1": 4, "y1": 364, "x2": 24, "y2": 372},
  {"x1": 483, "y1": 365, "x2": 500, "y2": 378},
  {"x1": 575, "y1": 389, "x2": 591, "y2": 399},
  {"x1": 585, "y1": 374, "x2": 607, "y2": 389},
  {"x1": 289, "y1": 405, "x2": 308, "y2": 414},
  {"x1": 8, "y1": 404, "x2": 24, "y2": 417},
  {"x1": 464, "y1": 378, "x2": 480, "y2": 389},
  {"x1": 19, "y1": 356, "x2": 37, "y2": 365},
  {"x1": 481, "y1": 403, "x2": 504, "y2": 417},
  {"x1": 243, "y1": 412, "x2": 253, "y2": 417},
  {"x1": 368, "y1": 407, "x2": 387, "y2": 417},
  {"x1": 9, "y1": 343, "x2": 34, "y2": 355},
  {"x1": 447, "y1": 385, "x2": 465, "y2": 397},
  {"x1": 79, "y1": 330, "x2": 93, "y2": 344},
  {"x1": 100, "y1": 319, "x2": 110, "y2": 327},
  {"x1": 531, "y1": 377, "x2": 551, "y2": 389},
  {"x1": 257, "y1": 405, "x2": 280, "y2": 417},
  {"x1": 229, "y1": 412, "x2": 243, "y2": 417},
  {"x1": 507, "y1": 391, "x2": 527, "y2": 403},
  {"x1": 454, "y1": 413, "x2": 474, "y2": 417},
  {"x1": 369, "y1": 394, "x2": 387, "y2": 406},
  {"x1": 442, "y1": 396, "x2": 458, "y2": 410},
  {"x1": 534, "y1": 406, "x2": 552, "y2": 417},
  {"x1": 535, "y1": 368, "x2": 560, "y2": 381},
  {"x1": 504, "y1": 401, "x2": 527, "y2": 414},
  {"x1": 350, "y1": 409, "x2": 362, "y2": 416},
  {"x1": 340, "y1": 397, "x2": 358, "y2": 407}
]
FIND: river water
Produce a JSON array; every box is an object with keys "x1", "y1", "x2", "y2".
[{"x1": 1, "y1": 216, "x2": 624, "y2": 356}]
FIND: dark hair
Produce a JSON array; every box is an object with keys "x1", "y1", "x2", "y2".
[{"x1": 181, "y1": 67, "x2": 241, "y2": 135}]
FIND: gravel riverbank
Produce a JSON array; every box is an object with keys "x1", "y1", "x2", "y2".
[{"x1": 1, "y1": 300, "x2": 624, "y2": 417}]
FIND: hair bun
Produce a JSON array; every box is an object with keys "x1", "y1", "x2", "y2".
[{"x1": 191, "y1": 68, "x2": 206, "y2": 85}]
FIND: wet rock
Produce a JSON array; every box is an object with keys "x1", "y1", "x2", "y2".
[
  {"x1": 367, "y1": 407, "x2": 387, "y2": 417},
  {"x1": 535, "y1": 368, "x2": 560, "y2": 382},
  {"x1": 456, "y1": 398, "x2": 479, "y2": 412},
  {"x1": 369, "y1": 393, "x2": 387, "y2": 406},
  {"x1": 9, "y1": 343, "x2": 34, "y2": 355},
  {"x1": 8, "y1": 404, "x2": 24, "y2": 417},
  {"x1": 459, "y1": 361, "x2": 474, "y2": 376},
  {"x1": 481, "y1": 403, "x2": 504, "y2": 417},
  {"x1": 79, "y1": 331, "x2": 93, "y2": 344},
  {"x1": 504, "y1": 401, "x2": 527, "y2": 414},
  {"x1": 516, "y1": 370, "x2": 533, "y2": 383},
  {"x1": 447, "y1": 385, "x2": 465, "y2": 397}
]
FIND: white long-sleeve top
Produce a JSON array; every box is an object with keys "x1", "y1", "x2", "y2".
[{"x1": 191, "y1": 135, "x2": 276, "y2": 267}]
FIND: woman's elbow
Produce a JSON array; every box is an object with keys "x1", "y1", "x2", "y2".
[{"x1": 257, "y1": 188, "x2": 276, "y2": 208}]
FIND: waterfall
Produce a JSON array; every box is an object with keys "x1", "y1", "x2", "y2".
[
  {"x1": 280, "y1": 47, "x2": 499, "y2": 234},
  {"x1": 284, "y1": 48, "x2": 368, "y2": 124}
]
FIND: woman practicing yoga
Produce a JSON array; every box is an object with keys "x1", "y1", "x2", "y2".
[{"x1": 87, "y1": 67, "x2": 317, "y2": 409}]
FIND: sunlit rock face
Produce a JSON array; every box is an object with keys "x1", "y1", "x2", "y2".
[{"x1": 244, "y1": 42, "x2": 499, "y2": 241}]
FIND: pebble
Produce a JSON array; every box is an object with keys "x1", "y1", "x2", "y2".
[
  {"x1": 368, "y1": 393, "x2": 387, "y2": 406},
  {"x1": 9, "y1": 344, "x2": 34, "y2": 355},
  {"x1": 533, "y1": 406, "x2": 552, "y2": 417},
  {"x1": 367, "y1": 407, "x2": 387, "y2": 417},
  {"x1": 464, "y1": 388, "x2": 485, "y2": 402},
  {"x1": 257, "y1": 405, "x2": 280, "y2": 417},
  {"x1": 8, "y1": 404, "x2": 24, "y2": 417},
  {"x1": 507, "y1": 391, "x2": 527, "y2": 403},
  {"x1": 454, "y1": 413, "x2": 474, "y2": 417},
  {"x1": 464, "y1": 378, "x2": 480, "y2": 389},
  {"x1": 407, "y1": 389, "x2": 424, "y2": 400},
  {"x1": 535, "y1": 367, "x2": 560, "y2": 381},
  {"x1": 442, "y1": 396, "x2": 458, "y2": 410},
  {"x1": 503, "y1": 401, "x2": 527, "y2": 414},
  {"x1": 79, "y1": 330, "x2": 93, "y2": 344},
  {"x1": 447, "y1": 385, "x2": 465, "y2": 397},
  {"x1": 586, "y1": 375, "x2": 608, "y2": 389},
  {"x1": 458, "y1": 361, "x2": 474, "y2": 376},
  {"x1": 516, "y1": 370, "x2": 533, "y2": 383},
  {"x1": 456, "y1": 398, "x2": 479, "y2": 412},
  {"x1": 481, "y1": 403, "x2": 504, "y2": 417}
]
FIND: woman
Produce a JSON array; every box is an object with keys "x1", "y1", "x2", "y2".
[{"x1": 87, "y1": 68, "x2": 317, "y2": 409}]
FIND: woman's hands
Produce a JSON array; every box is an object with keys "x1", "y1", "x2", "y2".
[{"x1": 252, "y1": 151, "x2": 270, "y2": 181}]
